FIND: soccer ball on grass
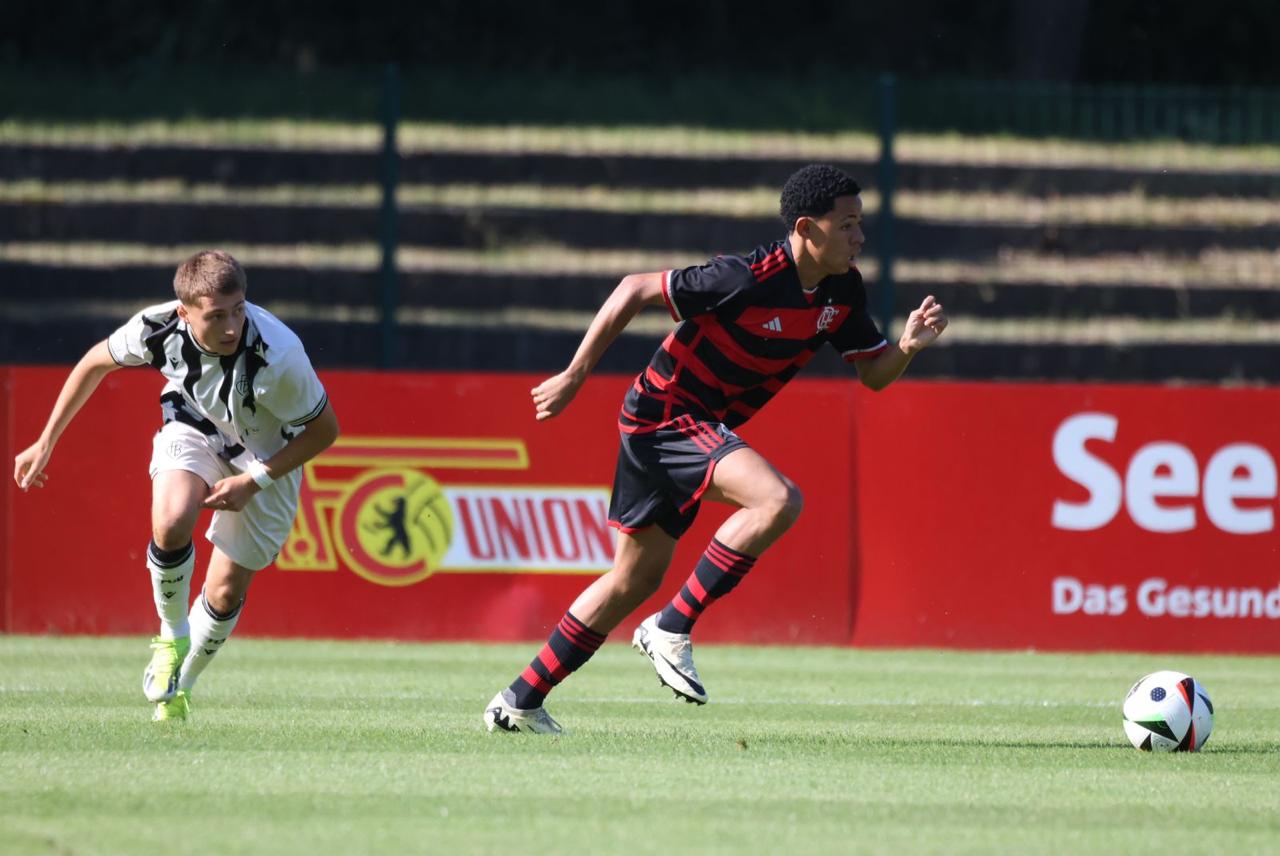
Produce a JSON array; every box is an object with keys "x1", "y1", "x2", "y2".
[{"x1": 1122, "y1": 670, "x2": 1214, "y2": 752}]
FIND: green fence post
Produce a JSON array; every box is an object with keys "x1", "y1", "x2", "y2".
[
  {"x1": 1248, "y1": 87, "x2": 1264, "y2": 143},
  {"x1": 1226, "y1": 86, "x2": 1243, "y2": 145},
  {"x1": 379, "y1": 63, "x2": 401, "y2": 369},
  {"x1": 876, "y1": 73, "x2": 897, "y2": 336},
  {"x1": 1121, "y1": 86, "x2": 1137, "y2": 140}
]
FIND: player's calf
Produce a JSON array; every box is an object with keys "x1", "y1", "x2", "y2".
[
  {"x1": 146, "y1": 538, "x2": 194, "y2": 641},
  {"x1": 177, "y1": 590, "x2": 243, "y2": 693}
]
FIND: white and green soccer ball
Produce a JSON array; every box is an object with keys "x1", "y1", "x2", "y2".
[{"x1": 1122, "y1": 670, "x2": 1214, "y2": 752}]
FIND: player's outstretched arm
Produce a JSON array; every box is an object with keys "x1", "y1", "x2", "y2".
[
  {"x1": 855, "y1": 295, "x2": 949, "y2": 391},
  {"x1": 13, "y1": 340, "x2": 121, "y2": 491},
  {"x1": 202, "y1": 402, "x2": 340, "y2": 512},
  {"x1": 531, "y1": 272, "x2": 668, "y2": 421}
]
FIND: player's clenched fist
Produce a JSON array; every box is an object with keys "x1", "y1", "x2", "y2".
[
  {"x1": 531, "y1": 368, "x2": 585, "y2": 421},
  {"x1": 899, "y1": 295, "x2": 948, "y2": 355}
]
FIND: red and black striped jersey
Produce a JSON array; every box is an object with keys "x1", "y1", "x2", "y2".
[{"x1": 621, "y1": 239, "x2": 887, "y2": 432}]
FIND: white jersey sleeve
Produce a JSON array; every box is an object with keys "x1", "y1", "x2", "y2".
[
  {"x1": 257, "y1": 346, "x2": 329, "y2": 428},
  {"x1": 106, "y1": 301, "x2": 179, "y2": 367}
]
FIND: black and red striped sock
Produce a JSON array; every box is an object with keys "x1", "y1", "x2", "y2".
[
  {"x1": 508, "y1": 611, "x2": 607, "y2": 709},
  {"x1": 656, "y1": 538, "x2": 757, "y2": 634}
]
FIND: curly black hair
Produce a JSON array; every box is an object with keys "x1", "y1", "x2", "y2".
[{"x1": 779, "y1": 164, "x2": 862, "y2": 232}]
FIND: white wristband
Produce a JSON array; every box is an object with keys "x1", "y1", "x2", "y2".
[{"x1": 247, "y1": 459, "x2": 274, "y2": 489}]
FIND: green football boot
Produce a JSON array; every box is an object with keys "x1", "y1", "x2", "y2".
[
  {"x1": 152, "y1": 690, "x2": 191, "y2": 722},
  {"x1": 142, "y1": 636, "x2": 190, "y2": 703}
]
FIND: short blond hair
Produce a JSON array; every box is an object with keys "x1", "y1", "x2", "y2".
[{"x1": 173, "y1": 250, "x2": 247, "y2": 305}]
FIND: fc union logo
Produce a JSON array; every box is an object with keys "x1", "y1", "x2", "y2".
[
  {"x1": 277, "y1": 437, "x2": 615, "y2": 586},
  {"x1": 340, "y1": 468, "x2": 455, "y2": 585}
]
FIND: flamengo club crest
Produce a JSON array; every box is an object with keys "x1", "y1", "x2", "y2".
[
  {"x1": 276, "y1": 437, "x2": 615, "y2": 587},
  {"x1": 817, "y1": 305, "x2": 839, "y2": 332}
]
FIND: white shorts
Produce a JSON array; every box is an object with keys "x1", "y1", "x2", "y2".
[{"x1": 149, "y1": 422, "x2": 303, "y2": 572}]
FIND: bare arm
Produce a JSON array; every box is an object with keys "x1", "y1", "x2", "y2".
[
  {"x1": 531, "y1": 272, "x2": 668, "y2": 421},
  {"x1": 202, "y1": 402, "x2": 340, "y2": 512},
  {"x1": 855, "y1": 295, "x2": 949, "y2": 391},
  {"x1": 13, "y1": 340, "x2": 122, "y2": 490},
  {"x1": 262, "y1": 403, "x2": 340, "y2": 480}
]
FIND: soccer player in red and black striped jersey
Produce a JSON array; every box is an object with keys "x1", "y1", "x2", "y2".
[{"x1": 484, "y1": 164, "x2": 947, "y2": 733}]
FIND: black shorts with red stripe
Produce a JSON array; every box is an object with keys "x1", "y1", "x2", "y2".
[{"x1": 607, "y1": 411, "x2": 749, "y2": 539}]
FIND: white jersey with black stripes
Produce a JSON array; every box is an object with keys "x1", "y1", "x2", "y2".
[{"x1": 107, "y1": 300, "x2": 328, "y2": 467}]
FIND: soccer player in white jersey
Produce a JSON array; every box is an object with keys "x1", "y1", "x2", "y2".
[{"x1": 12, "y1": 250, "x2": 340, "y2": 721}]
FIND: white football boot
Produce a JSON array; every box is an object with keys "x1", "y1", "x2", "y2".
[
  {"x1": 632, "y1": 613, "x2": 708, "y2": 704},
  {"x1": 483, "y1": 690, "x2": 563, "y2": 734}
]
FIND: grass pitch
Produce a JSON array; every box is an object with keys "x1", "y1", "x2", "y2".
[{"x1": 1, "y1": 637, "x2": 1277, "y2": 855}]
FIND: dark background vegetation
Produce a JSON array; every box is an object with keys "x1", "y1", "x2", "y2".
[
  {"x1": 9, "y1": 1, "x2": 1280, "y2": 130},
  {"x1": 6, "y1": 0, "x2": 1280, "y2": 86}
]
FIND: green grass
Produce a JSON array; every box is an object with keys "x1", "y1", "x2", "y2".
[{"x1": 1, "y1": 636, "x2": 1277, "y2": 855}]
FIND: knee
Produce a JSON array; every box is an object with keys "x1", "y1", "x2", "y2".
[
  {"x1": 762, "y1": 480, "x2": 804, "y2": 531},
  {"x1": 203, "y1": 579, "x2": 245, "y2": 616},
  {"x1": 152, "y1": 512, "x2": 197, "y2": 550}
]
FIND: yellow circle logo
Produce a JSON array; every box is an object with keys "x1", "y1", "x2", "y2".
[{"x1": 337, "y1": 469, "x2": 455, "y2": 586}]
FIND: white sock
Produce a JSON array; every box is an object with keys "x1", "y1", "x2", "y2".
[
  {"x1": 178, "y1": 590, "x2": 243, "y2": 692},
  {"x1": 147, "y1": 540, "x2": 194, "y2": 639}
]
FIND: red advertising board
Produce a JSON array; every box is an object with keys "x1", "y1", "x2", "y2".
[
  {"x1": 1, "y1": 367, "x2": 12, "y2": 633},
  {"x1": 851, "y1": 382, "x2": 1280, "y2": 653},
  {"x1": 2, "y1": 368, "x2": 856, "y2": 644},
  {"x1": 4, "y1": 367, "x2": 1278, "y2": 653}
]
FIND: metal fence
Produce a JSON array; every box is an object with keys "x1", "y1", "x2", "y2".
[
  {"x1": 3, "y1": 66, "x2": 1280, "y2": 382},
  {"x1": 897, "y1": 78, "x2": 1280, "y2": 144}
]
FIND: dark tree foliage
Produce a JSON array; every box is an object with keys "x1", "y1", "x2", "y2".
[{"x1": 5, "y1": 0, "x2": 1280, "y2": 85}]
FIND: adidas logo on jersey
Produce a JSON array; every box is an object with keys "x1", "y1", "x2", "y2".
[{"x1": 760, "y1": 317, "x2": 783, "y2": 333}]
